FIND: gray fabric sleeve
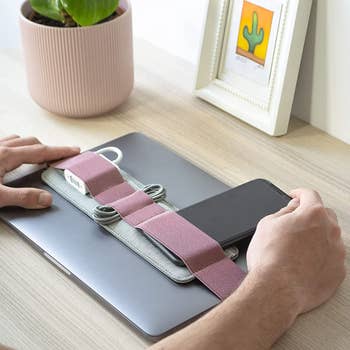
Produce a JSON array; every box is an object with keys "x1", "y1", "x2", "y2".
[{"x1": 42, "y1": 167, "x2": 195, "y2": 283}]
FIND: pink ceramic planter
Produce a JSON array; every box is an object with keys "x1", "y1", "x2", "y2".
[{"x1": 20, "y1": 0, "x2": 134, "y2": 118}]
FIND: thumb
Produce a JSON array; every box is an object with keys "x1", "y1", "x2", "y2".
[
  {"x1": 0, "y1": 185, "x2": 52, "y2": 209},
  {"x1": 271, "y1": 198, "x2": 300, "y2": 218}
]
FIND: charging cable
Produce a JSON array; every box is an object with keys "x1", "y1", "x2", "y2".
[{"x1": 93, "y1": 184, "x2": 167, "y2": 225}]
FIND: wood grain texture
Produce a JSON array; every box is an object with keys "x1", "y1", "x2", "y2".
[{"x1": 0, "y1": 39, "x2": 349, "y2": 349}]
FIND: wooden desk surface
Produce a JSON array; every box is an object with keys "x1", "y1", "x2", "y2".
[{"x1": 0, "y1": 39, "x2": 349, "y2": 350}]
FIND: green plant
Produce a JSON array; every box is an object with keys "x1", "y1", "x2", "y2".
[
  {"x1": 243, "y1": 12, "x2": 264, "y2": 54},
  {"x1": 29, "y1": 0, "x2": 120, "y2": 26}
]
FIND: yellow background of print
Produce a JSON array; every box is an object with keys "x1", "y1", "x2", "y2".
[{"x1": 237, "y1": 1, "x2": 274, "y2": 61}]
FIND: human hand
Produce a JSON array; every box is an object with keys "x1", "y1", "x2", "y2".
[
  {"x1": 0, "y1": 135, "x2": 80, "y2": 209},
  {"x1": 150, "y1": 189, "x2": 346, "y2": 350},
  {"x1": 247, "y1": 188, "x2": 346, "y2": 315}
]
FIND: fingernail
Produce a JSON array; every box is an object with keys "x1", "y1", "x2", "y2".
[
  {"x1": 72, "y1": 147, "x2": 80, "y2": 152},
  {"x1": 38, "y1": 192, "x2": 52, "y2": 207},
  {"x1": 288, "y1": 198, "x2": 300, "y2": 207}
]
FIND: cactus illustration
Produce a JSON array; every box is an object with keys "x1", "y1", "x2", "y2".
[{"x1": 243, "y1": 12, "x2": 264, "y2": 54}]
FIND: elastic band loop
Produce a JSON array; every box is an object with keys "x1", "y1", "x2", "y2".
[{"x1": 93, "y1": 184, "x2": 167, "y2": 225}]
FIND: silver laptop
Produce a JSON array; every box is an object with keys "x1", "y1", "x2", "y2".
[{"x1": 0, "y1": 133, "x2": 248, "y2": 339}]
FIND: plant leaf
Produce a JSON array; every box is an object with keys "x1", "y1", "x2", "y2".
[
  {"x1": 60, "y1": 0, "x2": 120, "y2": 26},
  {"x1": 29, "y1": 0, "x2": 65, "y2": 22}
]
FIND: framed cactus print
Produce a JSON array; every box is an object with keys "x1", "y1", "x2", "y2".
[
  {"x1": 224, "y1": 0, "x2": 282, "y2": 86},
  {"x1": 237, "y1": 2, "x2": 273, "y2": 66},
  {"x1": 195, "y1": 0, "x2": 312, "y2": 136}
]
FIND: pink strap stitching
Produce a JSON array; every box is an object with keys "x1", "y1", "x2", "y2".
[{"x1": 53, "y1": 152, "x2": 246, "y2": 300}]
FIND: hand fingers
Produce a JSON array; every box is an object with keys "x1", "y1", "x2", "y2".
[
  {"x1": 2, "y1": 144, "x2": 80, "y2": 172},
  {"x1": 290, "y1": 188, "x2": 324, "y2": 210},
  {"x1": 270, "y1": 198, "x2": 300, "y2": 218},
  {"x1": 2, "y1": 136, "x2": 41, "y2": 148},
  {"x1": 0, "y1": 135, "x2": 19, "y2": 143},
  {"x1": 0, "y1": 185, "x2": 52, "y2": 209}
]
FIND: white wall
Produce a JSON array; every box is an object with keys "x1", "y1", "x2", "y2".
[
  {"x1": 2, "y1": 0, "x2": 349, "y2": 144},
  {"x1": 0, "y1": 0, "x2": 207, "y2": 58},
  {"x1": 132, "y1": 0, "x2": 350, "y2": 145},
  {"x1": 132, "y1": 0, "x2": 207, "y2": 64},
  {"x1": 292, "y1": 0, "x2": 350, "y2": 145},
  {"x1": 0, "y1": 0, "x2": 23, "y2": 48}
]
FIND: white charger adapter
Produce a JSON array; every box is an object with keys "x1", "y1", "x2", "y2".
[{"x1": 64, "y1": 147, "x2": 123, "y2": 195}]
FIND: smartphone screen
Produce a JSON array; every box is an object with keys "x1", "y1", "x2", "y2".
[{"x1": 177, "y1": 179, "x2": 291, "y2": 247}]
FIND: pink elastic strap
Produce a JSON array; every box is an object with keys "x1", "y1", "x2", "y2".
[
  {"x1": 53, "y1": 152, "x2": 133, "y2": 204},
  {"x1": 135, "y1": 211, "x2": 245, "y2": 299},
  {"x1": 53, "y1": 152, "x2": 246, "y2": 299}
]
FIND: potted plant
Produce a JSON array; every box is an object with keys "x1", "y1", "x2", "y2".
[{"x1": 20, "y1": 0, "x2": 133, "y2": 118}]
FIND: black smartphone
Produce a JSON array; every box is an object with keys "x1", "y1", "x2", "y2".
[{"x1": 144, "y1": 179, "x2": 291, "y2": 266}]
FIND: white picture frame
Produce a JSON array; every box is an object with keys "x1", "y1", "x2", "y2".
[{"x1": 194, "y1": 0, "x2": 312, "y2": 136}]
